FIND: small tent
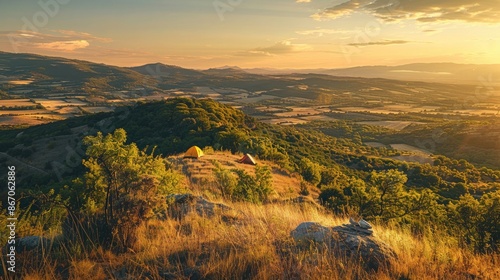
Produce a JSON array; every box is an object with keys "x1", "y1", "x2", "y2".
[
  {"x1": 238, "y1": 153, "x2": 257, "y2": 165},
  {"x1": 184, "y1": 146, "x2": 204, "y2": 159}
]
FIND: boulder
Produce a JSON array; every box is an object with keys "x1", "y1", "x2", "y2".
[
  {"x1": 291, "y1": 222, "x2": 332, "y2": 243},
  {"x1": 291, "y1": 221, "x2": 396, "y2": 271},
  {"x1": 167, "y1": 194, "x2": 233, "y2": 219}
]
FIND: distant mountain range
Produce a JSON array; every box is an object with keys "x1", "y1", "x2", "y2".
[
  {"x1": 243, "y1": 63, "x2": 500, "y2": 85},
  {"x1": 1, "y1": 52, "x2": 498, "y2": 95}
]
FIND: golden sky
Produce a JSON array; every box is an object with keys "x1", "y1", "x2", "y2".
[{"x1": 1, "y1": 0, "x2": 499, "y2": 68}]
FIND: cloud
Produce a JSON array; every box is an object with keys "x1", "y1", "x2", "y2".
[
  {"x1": 55, "y1": 30, "x2": 113, "y2": 42},
  {"x1": 314, "y1": 0, "x2": 500, "y2": 23},
  {"x1": 296, "y1": 28, "x2": 352, "y2": 36},
  {"x1": 242, "y1": 40, "x2": 311, "y2": 56},
  {"x1": 35, "y1": 40, "x2": 90, "y2": 51},
  {"x1": 347, "y1": 39, "x2": 411, "y2": 47},
  {"x1": 296, "y1": 0, "x2": 311, "y2": 3},
  {"x1": 0, "y1": 30, "x2": 111, "y2": 53}
]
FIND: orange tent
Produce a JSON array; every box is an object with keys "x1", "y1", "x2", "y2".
[
  {"x1": 183, "y1": 146, "x2": 204, "y2": 158},
  {"x1": 238, "y1": 153, "x2": 256, "y2": 165}
]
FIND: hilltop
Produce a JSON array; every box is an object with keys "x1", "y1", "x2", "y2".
[
  {"x1": 0, "y1": 98, "x2": 499, "y2": 279},
  {"x1": 0, "y1": 51, "x2": 155, "y2": 94}
]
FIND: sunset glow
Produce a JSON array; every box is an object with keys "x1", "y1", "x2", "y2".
[{"x1": 1, "y1": 0, "x2": 499, "y2": 68}]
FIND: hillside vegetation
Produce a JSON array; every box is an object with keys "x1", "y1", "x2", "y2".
[{"x1": 1, "y1": 98, "x2": 499, "y2": 279}]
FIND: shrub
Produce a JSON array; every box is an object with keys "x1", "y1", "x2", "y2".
[
  {"x1": 213, "y1": 161, "x2": 238, "y2": 198},
  {"x1": 299, "y1": 158, "x2": 322, "y2": 186},
  {"x1": 231, "y1": 165, "x2": 273, "y2": 203},
  {"x1": 68, "y1": 128, "x2": 182, "y2": 251}
]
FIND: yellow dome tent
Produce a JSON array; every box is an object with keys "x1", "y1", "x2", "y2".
[
  {"x1": 183, "y1": 146, "x2": 204, "y2": 158},
  {"x1": 238, "y1": 153, "x2": 257, "y2": 165}
]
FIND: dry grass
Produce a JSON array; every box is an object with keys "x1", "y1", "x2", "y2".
[
  {"x1": 170, "y1": 151, "x2": 311, "y2": 199},
  {"x1": 3, "y1": 201, "x2": 499, "y2": 279}
]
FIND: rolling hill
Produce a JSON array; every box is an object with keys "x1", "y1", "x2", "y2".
[{"x1": 0, "y1": 51, "x2": 156, "y2": 94}]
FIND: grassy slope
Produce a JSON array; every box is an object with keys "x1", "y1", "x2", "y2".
[
  {"x1": 9, "y1": 199, "x2": 500, "y2": 279},
  {"x1": 170, "y1": 150, "x2": 310, "y2": 199},
  {"x1": 1, "y1": 98, "x2": 499, "y2": 279},
  {"x1": 3, "y1": 150, "x2": 499, "y2": 279}
]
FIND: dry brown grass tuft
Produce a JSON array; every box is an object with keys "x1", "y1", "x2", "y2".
[{"x1": 3, "y1": 201, "x2": 499, "y2": 279}]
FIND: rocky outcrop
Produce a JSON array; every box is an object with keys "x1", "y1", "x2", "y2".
[
  {"x1": 167, "y1": 194, "x2": 233, "y2": 219},
  {"x1": 291, "y1": 221, "x2": 396, "y2": 271}
]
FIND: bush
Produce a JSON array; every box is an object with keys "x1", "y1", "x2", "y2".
[
  {"x1": 68, "y1": 128, "x2": 182, "y2": 251},
  {"x1": 231, "y1": 165, "x2": 273, "y2": 203},
  {"x1": 449, "y1": 190, "x2": 500, "y2": 252},
  {"x1": 299, "y1": 181, "x2": 310, "y2": 196},
  {"x1": 299, "y1": 158, "x2": 322, "y2": 186},
  {"x1": 213, "y1": 161, "x2": 238, "y2": 198}
]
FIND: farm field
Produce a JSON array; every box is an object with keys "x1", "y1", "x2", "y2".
[
  {"x1": 359, "y1": 121, "x2": 425, "y2": 130},
  {"x1": 0, "y1": 99, "x2": 37, "y2": 107},
  {"x1": 390, "y1": 144, "x2": 432, "y2": 155},
  {"x1": 0, "y1": 109, "x2": 47, "y2": 115}
]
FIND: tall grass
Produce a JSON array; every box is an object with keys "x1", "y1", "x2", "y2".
[{"x1": 2, "y1": 201, "x2": 499, "y2": 279}]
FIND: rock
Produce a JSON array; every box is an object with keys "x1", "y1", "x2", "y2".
[
  {"x1": 358, "y1": 219, "x2": 372, "y2": 229},
  {"x1": 2, "y1": 236, "x2": 53, "y2": 254},
  {"x1": 291, "y1": 222, "x2": 396, "y2": 271},
  {"x1": 167, "y1": 194, "x2": 233, "y2": 219},
  {"x1": 291, "y1": 222, "x2": 333, "y2": 243}
]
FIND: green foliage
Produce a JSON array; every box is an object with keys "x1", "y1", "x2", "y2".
[
  {"x1": 368, "y1": 169, "x2": 408, "y2": 219},
  {"x1": 1, "y1": 97, "x2": 499, "y2": 254},
  {"x1": 71, "y1": 128, "x2": 182, "y2": 250},
  {"x1": 299, "y1": 158, "x2": 322, "y2": 186},
  {"x1": 319, "y1": 186, "x2": 347, "y2": 214},
  {"x1": 449, "y1": 191, "x2": 500, "y2": 252},
  {"x1": 321, "y1": 170, "x2": 440, "y2": 223},
  {"x1": 239, "y1": 136, "x2": 291, "y2": 169},
  {"x1": 299, "y1": 181, "x2": 310, "y2": 196},
  {"x1": 319, "y1": 166, "x2": 348, "y2": 188},
  {"x1": 0, "y1": 189, "x2": 67, "y2": 246},
  {"x1": 231, "y1": 165, "x2": 273, "y2": 203},
  {"x1": 213, "y1": 161, "x2": 238, "y2": 199}
]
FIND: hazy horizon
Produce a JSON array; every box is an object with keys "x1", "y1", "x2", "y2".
[{"x1": 1, "y1": 0, "x2": 499, "y2": 69}]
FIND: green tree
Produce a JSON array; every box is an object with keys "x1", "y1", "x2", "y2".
[
  {"x1": 449, "y1": 190, "x2": 500, "y2": 252},
  {"x1": 299, "y1": 158, "x2": 322, "y2": 186},
  {"x1": 368, "y1": 169, "x2": 408, "y2": 219},
  {"x1": 336, "y1": 169, "x2": 441, "y2": 222},
  {"x1": 74, "y1": 128, "x2": 182, "y2": 249},
  {"x1": 448, "y1": 194, "x2": 484, "y2": 249},
  {"x1": 479, "y1": 190, "x2": 500, "y2": 251}
]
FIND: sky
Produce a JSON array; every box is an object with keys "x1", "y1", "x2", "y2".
[{"x1": 0, "y1": 0, "x2": 499, "y2": 69}]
